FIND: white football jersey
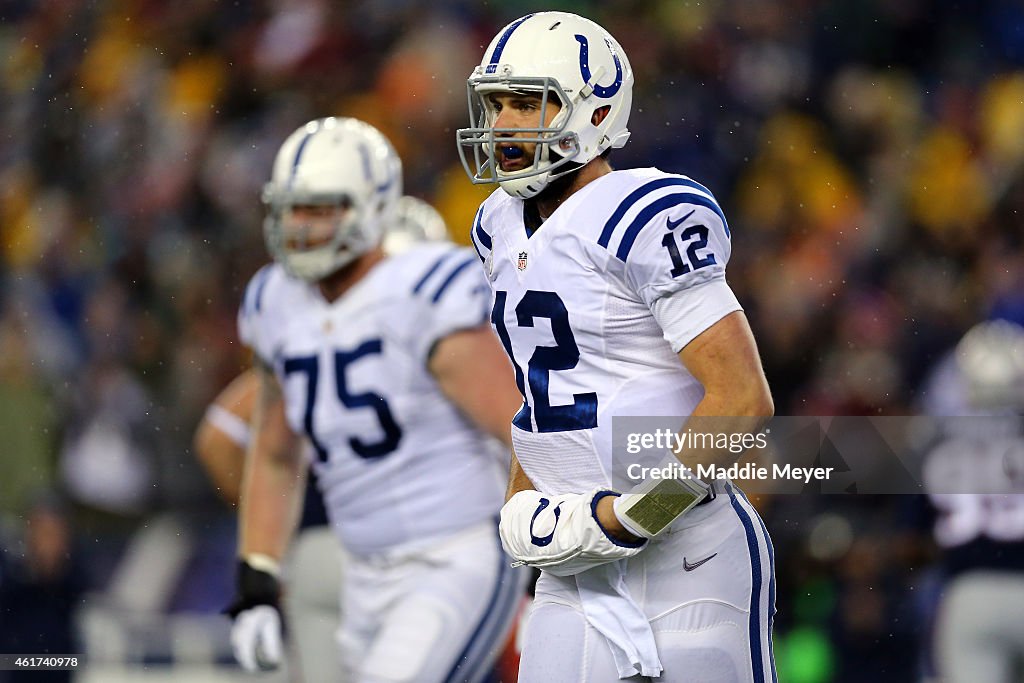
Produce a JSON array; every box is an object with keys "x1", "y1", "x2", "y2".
[
  {"x1": 472, "y1": 168, "x2": 741, "y2": 495},
  {"x1": 238, "y1": 243, "x2": 504, "y2": 555}
]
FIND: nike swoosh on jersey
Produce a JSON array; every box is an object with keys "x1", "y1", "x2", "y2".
[
  {"x1": 683, "y1": 552, "x2": 717, "y2": 571},
  {"x1": 666, "y1": 209, "x2": 696, "y2": 230}
]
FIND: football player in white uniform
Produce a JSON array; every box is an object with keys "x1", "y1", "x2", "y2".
[
  {"x1": 457, "y1": 12, "x2": 776, "y2": 682},
  {"x1": 229, "y1": 117, "x2": 527, "y2": 682},
  {"x1": 195, "y1": 368, "x2": 341, "y2": 683}
]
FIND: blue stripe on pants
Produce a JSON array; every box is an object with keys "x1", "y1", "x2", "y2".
[
  {"x1": 445, "y1": 532, "x2": 524, "y2": 683},
  {"x1": 727, "y1": 483, "x2": 768, "y2": 683}
]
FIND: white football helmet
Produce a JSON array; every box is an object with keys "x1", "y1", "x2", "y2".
[
  {"x1": 382, "y1": 196, "x2": 450, "y2": 254},
  {"x1": 262, "y1": 117, "x2": 402, "y2": 281},
  {"x1": 456, "y1": 11, "x2": 633, "y2": 199},
  {"x1": 956, "y1": 319, "x2": 1024, "y2": 409}
]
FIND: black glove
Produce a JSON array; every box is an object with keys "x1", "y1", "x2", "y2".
[
  {"x1": 225, "y1": 559, "x2": 282, "y2": 617},
  {"x1": 225, "y1": 559, "x2": 286, "y2": 672}
]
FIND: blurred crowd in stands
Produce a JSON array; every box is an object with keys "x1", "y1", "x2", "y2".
[{"x1": 1, "y1": 1, "x2": 1023, "y2": 680}]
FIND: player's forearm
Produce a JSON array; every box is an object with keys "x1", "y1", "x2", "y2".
[
  {"x1": 194, "y1": 425, "x2": 245, "y2": 506},
  {"x1": 461, "y1": 399, "x2": 517, "y2": 449},
  {"x1": 195, "y1": 369, "x2": 260, "y2": 507},
  {"x1": 429, "y1": 326, "x2": 522, "y2": 449},
  {"x1": 203, "y1": 456, "x2": 244, "y2": 507},
  {"x1": 505, "y1": 450, "x2": 535, "y2": 502},
  {"x1": 238, "y1": 365, "x2": 304, "y2": 561},
  {"x1": 608, "y1": 392, "x2": 771, "y2": 542},
  {"x1": 238, "y1": 444, "x2": 304, "y2": 561},
  {"x1": 671, "y1": 311, "x2": 774, "y2": 472},
  {"x1": 670, "y1": 390, "x2": 774, "y2": 471}
]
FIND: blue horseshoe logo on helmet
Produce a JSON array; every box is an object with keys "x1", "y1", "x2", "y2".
[
  {"x1": 529, "y1": 498, "x2": 562, "y2": 547},
  {"x1": 575, "y1": 34, "x2": 623, "y2": 98}
]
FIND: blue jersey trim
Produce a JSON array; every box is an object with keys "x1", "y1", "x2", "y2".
[
  {"x1": 430, "y1": 255, "x2": 478, "y2": 303},
  {"x1": 253, "y1": 270, "x2": 271, "y2": 312},
  {"x1": 243, "y1": 265, "x2": 273, "y2": 317},
  {"x1": 470, "y1": 206, "x2": 489, "y2": 263},
  {"x1": 412, "y1": 250, "x2": 460, "y2": 295},
  {"x1": 590, "y1": 491, "x2": 647, "y2": 548},
  {"x1": 598, "y1": 177, "x2": 728, "y2": 249},
  {"x1": 615, "y1": 192, "x2": 728, "y2": 261},
  {"x1": 474, "y1": 210, "x2": 492, "y2": 250},
  {"x1": 727, "y1": 482, "x2": 768, "y2": 683},
  {"x1": 486, "y1": 14, "x2": 535, "y2": 73},
  {"x1": 677, "y1": 176, "x2": 715, "y2": 201}
]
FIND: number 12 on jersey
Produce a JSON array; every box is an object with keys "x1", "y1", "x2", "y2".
[
  {"x1": 662, "y1": 224, "x2": 716, "y2": 277},
  {"x1": 491, "y1": 290, "x2": 598, "y2": 434}
]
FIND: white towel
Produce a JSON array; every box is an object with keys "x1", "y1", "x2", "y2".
[{"x1": 575, "y1": 561, "x2": 663, "y2": 678}]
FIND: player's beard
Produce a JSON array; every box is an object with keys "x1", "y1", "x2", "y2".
[{"x1": 533, "y1": 161, "x2": 581, "y2": 204}]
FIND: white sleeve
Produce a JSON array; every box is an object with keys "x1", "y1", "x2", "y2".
[
  {"x1": 650, "y1": 280, "x2": 742, "y2": 352},
  {"x1": 617, "y1": 179, "x2": 738, "y2": 350},
  {"x1": 237, "y1": 264, "x2": 276, "y2": 365},
  {"x1": 406, "y1": 248, "x2": 493, "y2": 365}
]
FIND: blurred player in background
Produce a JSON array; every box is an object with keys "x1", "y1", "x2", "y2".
[
  {"x1": 457, "y1": 11, "x2": 775, "y2": 682},
  {"x1": 195, "y1": 368, "x2": 339, "y2": 683},
  {"x1": 918, "y1": 319, "x2": 1024, "y2": 683},
  {"x1": 382, "y1": 195, "x2": 449, "y2": 254},
  {"x1": 194, "y1": 196, "x2": 462, "y2": 682},
  {"x1": 229, "y1": 116, "x2": 527, "y2": 682}
]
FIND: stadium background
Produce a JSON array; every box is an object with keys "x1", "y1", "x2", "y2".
[{"x1": 1, "y1": 0, "x2": 1023, "y2": 681}]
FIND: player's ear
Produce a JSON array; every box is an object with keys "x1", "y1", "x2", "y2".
[{"x1": 592, "y1": 105, "x2": 610, "y2": 126}]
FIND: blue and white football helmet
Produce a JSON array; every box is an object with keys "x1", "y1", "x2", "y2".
[
  {"x1": 382, "y1": 196, "x2": 449, "y2": 255},
  {"x1": 262, "y1": 117, "x2": 402, "y2": 281},
  {"x1": 456, "y1": 11, "x2": 634, "y2": 199}
]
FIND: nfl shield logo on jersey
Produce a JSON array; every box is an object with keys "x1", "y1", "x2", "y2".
[{"x1": 517, "y1": 251, "x2": 528, "y2": 271}]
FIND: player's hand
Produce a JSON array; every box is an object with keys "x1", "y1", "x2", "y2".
[
  {"x1": 225, "y1": 558, "x2": 285, "y2": 672},
  {"x1": 499, "y1": 489, "x2": 647, "y2": 577},
  {"x1": 594, "y1": 494, "x2": 644, "y2": 543}
]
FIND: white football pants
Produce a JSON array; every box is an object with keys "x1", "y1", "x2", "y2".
[
  {"x1": 338, "y1": 520, "x2": 527, "y2": 683},
  {"x1": 518, "y1": 484, "x2": 776, "y2": 682},
  {"x1": 284, "y1": 525, "x2": 345, "y2": 683}
]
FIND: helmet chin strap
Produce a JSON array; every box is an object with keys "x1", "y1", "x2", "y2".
[
  {"x1": 532, "y1": 162, "x2": 583, "y2": 210},
  {"x1": 497, "y1": 139, "x2": 586, "y2": 200},
  {"x1": 497, "y1": 138, "x2": 554, "y2": 198},
  {"x1": 497, "y1": 173, "x2": 551, "y2": 200}
]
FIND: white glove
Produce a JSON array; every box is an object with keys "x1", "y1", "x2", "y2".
[
  {"x1": 499, "y1": 489, "x2": 647, "y2": 577},
  {"x1": 231, "y1": 605, "x2": 284, "y2": 672},
  {"x1": 225, "y1": 556, "x2": 285, "y2": 672}
]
